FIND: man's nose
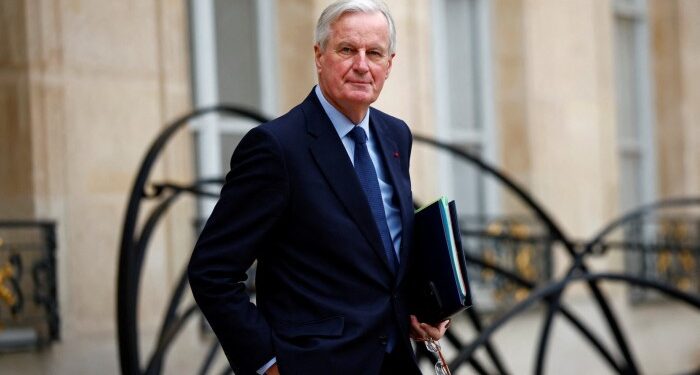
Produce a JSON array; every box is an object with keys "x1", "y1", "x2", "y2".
[{"x1": 352, "y1": 51, "x2": 370, "y2": 73}]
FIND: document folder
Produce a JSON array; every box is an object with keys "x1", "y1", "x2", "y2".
[{"x1": 408, "y1": 197, "x2": 472, "y2": 324}]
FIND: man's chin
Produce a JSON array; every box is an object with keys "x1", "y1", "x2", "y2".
[
  {"x1": 342, "y1": 92, "x2": 376, "y2": 106},
  {"x1": 344, "y1": 83, "x2": 373, "y2": 94}
]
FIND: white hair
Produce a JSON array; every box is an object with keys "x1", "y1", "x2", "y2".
[{"x1": 315, "y1": 0, "x2": 396, "y2": 54}]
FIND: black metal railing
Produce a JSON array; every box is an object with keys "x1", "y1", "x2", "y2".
[
  {"x1": 116, "y1": 105, "x2": 700, "y2": 375},
  {"x1": 455, "y1": 216, "x2": 554, "y2": 312},
  {"x1": 0, "y1": 221, "x2": 59, "y2": 351}
]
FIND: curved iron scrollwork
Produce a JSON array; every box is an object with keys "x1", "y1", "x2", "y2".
[
  {"x1": 0, "y1": 254, "x2": 23, "y2": 315},
  {"x1": 0, "y1": 221, "x2": 59, "y2": 350},
  {"x1": 117, "y1": 106, "x2": 700, "y2": 375},
  {"x1": 117, "y1": 105, "x2": 267, "y2": 375}
]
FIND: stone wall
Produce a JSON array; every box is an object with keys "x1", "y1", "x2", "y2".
[
  {"x1": 1, "y1": 0, "x2": 699, "y2": 373},
  {"x1": 0, "y1": 0, "x2": 193, "y2": 372}
]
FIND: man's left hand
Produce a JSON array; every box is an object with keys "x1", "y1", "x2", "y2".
[{"x1": 409, "y1": 315, "x2": 450, "y2": 341}]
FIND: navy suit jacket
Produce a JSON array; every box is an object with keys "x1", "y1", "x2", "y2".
[{"x1": 188, "y1": 89, "x2": 419, "y2": 375}]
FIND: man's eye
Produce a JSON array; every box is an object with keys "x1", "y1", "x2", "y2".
[
  {"x1": 339, "y1": 47, "x2": 353, "y2": 55},
  {"x1": 368, "y1": 51, "x2": 386, "y2": 62}
]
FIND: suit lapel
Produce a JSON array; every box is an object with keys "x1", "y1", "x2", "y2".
[
  {"x1": 371, "y1": 114, "x2": 414, "y2": 281},
  {"x1": 303, "y1": 93, "x2": 396, "y2": 275}
]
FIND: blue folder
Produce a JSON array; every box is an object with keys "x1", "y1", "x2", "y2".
[{"x1": 408, "y1": 197, "x2": 473, "y2": 324}]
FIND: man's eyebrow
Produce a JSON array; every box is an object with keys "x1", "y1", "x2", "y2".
[
  {"x1": 367, "y1": 44, "x2": 388, "y2": 52},
  {"x1": 336, "y1": 41, "x2": 353, "y2": 47}
]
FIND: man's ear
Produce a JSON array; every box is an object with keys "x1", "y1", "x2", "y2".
[
  {"x1": 314, "y1": 44, "x2": 323, "y2": 73},
  {"x1": 385, "y1": 53, "x2": 395, "y2": 79}
]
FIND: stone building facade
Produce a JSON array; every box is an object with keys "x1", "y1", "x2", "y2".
[{"x1": 1, "y1": 0, "x2": 698, "y2": 373}]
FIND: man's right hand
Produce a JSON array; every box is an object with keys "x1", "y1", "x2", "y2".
[{"x1": 265, "y1": 364, "x2": 280, "y2": 375}]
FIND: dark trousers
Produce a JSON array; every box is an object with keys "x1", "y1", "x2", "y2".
[{"x1": 379, "y1": 342, "x2": 420, "y2": 375}]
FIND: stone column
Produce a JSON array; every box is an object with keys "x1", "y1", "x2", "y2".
[
  {"x1": 651, "y1": 0, "x2": 685, "y2": 198},
  {"x1": 678, "y1": 0, "x2": 700, "y2": 195},
  {"x1": 0, "y1": 0, "x2": 193, "y2": 372},
  {"x1": 0, "y1": 0, "x2": 34, "y2": 217},
  {"x1": 493, "y1": 0, "x2": 532, "y2": 214},
  {"x1": 521, "y1": 0, "x2": 619, "y2": 237},
  {"x1": 651, "y1": 0, "x2": 700, "y2": 197},
  {"x1": 276, "y1": 0, "x2": 317, "y2": 112}
]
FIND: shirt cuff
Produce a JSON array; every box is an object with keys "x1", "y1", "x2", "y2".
[{"x1": 257, "y1": 357, "x2": 277, "y2": 374}]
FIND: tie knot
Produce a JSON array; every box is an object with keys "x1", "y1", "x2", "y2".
[{"x1": 350, "y1": 126, "x2": 368, "y2": 145}]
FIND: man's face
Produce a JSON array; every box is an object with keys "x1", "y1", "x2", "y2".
[{"x1": 315, "y1": 11, "x2": 394, "y2": 119}]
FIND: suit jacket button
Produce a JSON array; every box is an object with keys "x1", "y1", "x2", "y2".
[{"x1": 379, "y1": 335, "x2": 388, "y2": 346}]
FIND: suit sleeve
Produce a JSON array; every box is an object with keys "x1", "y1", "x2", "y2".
[{"x1": 188, "y1": 126, "x2": 289, "y2": 373}]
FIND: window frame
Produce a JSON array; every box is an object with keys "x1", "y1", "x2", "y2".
[
  {"x1": 189, "y1": 0, "x2": 278, "y2": 218},
  {"x1": 613, "y1": 0, "x2": 657, "y2": 212},
  {"x1": 431, "y1": 0, "x2": 499, "y2": 217}
]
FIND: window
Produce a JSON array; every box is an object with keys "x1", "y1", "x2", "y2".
[
  {"x1": 433, "y1": 0, "x2": 530, "y2": 311},
  {"x1": 189, "y1": 0, "x2": 278, "y2": 218},
  {"x1": 431, "y1": 0, "x2": 498, "y2": 218},
  {"x1": 613, "y1": 0, "x2": 667, "y2": 303},
  {"x1": 613, "y1": 0, "x2": 656, "y2": 212}
]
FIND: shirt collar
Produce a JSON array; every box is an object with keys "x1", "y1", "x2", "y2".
[{"x1": 314, "y1": 85, "x2": 371, "y2": 140}]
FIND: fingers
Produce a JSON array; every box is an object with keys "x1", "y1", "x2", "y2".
[
  {"x1": 420, "y1": 322, "x2": 443, "y2": 340},
  {"x1": 410, "y1": 315, "x2": 450, "y2": 341},
  {"x1": 409, "y1": 315, "x2": 426, "y2": 340},
  {"x1": 439, "y1": 319, "x2": 450, "y2": 331}
]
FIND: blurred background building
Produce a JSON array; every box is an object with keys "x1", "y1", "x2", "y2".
[{"x1": 0, "y1": 0, "x2": 699, "y2": 374}]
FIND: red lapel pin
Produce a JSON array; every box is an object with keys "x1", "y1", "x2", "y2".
[{"x1": 393, "y1": 151, "x2": 400, "y2": 158}]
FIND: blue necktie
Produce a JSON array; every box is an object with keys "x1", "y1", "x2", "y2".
[
  {"x1": 350, "y1": 126, "x2": 399, "y2": 274},
  {"x1": 351, "y1": 126, "x2": 399, "y2": 352}
]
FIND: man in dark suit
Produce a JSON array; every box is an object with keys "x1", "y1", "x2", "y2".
[{"x1": 188, "y1": 1, "x2": 448, "y2": 374}]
